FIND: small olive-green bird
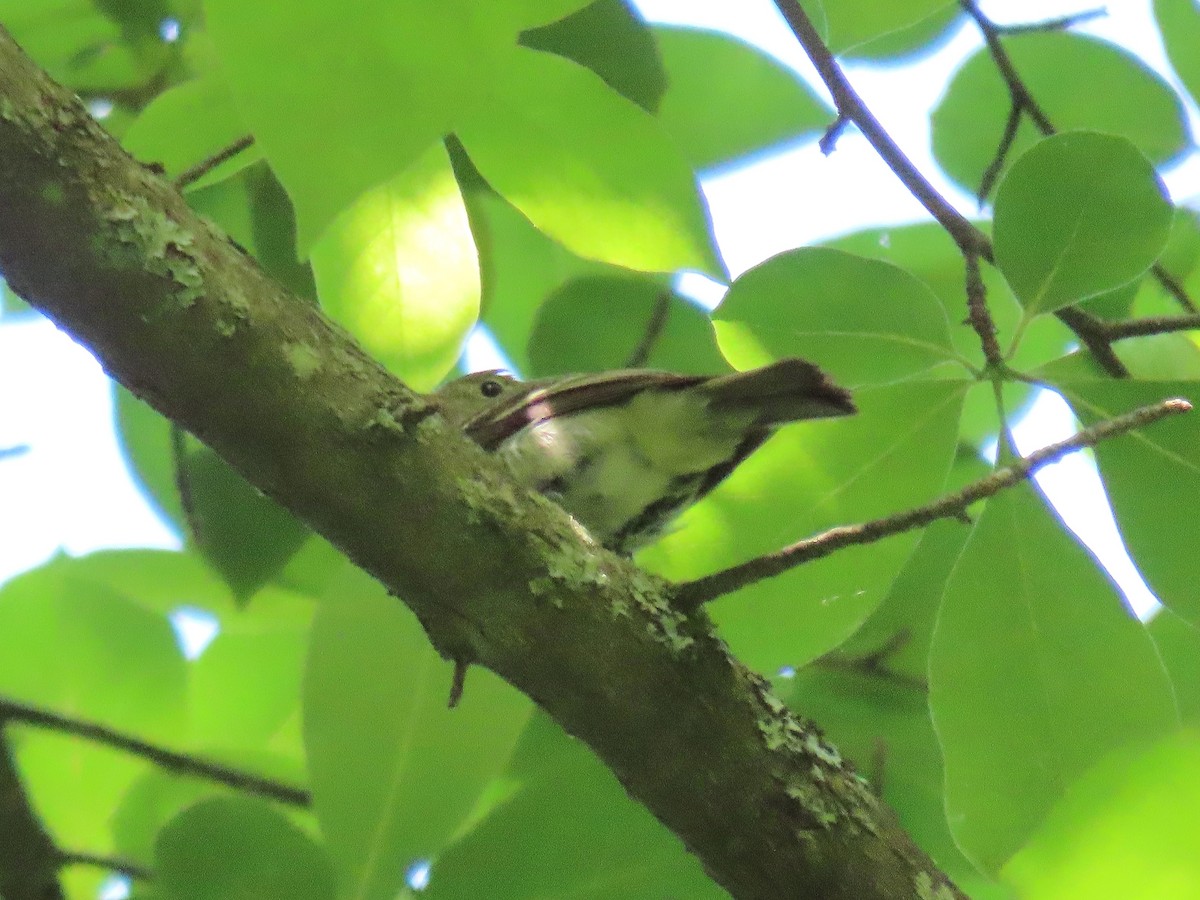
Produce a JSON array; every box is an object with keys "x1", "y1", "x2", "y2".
[{"x1": 435, "y1": 358, "x2": 854, "y2": 554}]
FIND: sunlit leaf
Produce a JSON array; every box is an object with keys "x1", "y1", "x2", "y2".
[
  {"x1": 930, "y1": 484, "x2": 1178, "y2": 872},
  {"x1": 311, "y1": 143, "x2": 480, "y2": 390},
  {"x1": 993, "y1": 132, "x2": 1172, "y2": 315}
]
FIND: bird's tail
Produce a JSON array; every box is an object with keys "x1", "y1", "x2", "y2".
[{"x1": 703, "y1": 358, "x2": 855, "y2": 425}]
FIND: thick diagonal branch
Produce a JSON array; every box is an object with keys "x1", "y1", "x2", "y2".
[{"x1": 0, "y1": 28, "x2": 961, "y2": 900}]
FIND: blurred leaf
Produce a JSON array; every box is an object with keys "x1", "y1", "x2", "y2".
[
  {"x1": 1149, "y1": 610, "x2": 1200, "y2": 726},
  {"x1": 183, "y1": 447, "x2": 311, "y2": 602},
  {"x1": 303, "y1": 562, "x2": 532, "y2": 899},
  {"x1": 640, "y1": 380, "x2": 966, "y2": 670},
  {"x1": 0, "y1": 555, "x2": 188, "y2": 852},
  {"x1": 457, "y1": 48, "x2": 722, "y2": 276},
  {"x1": 798, "y1": 0, "x2": 956, "y2": 53},
  {"x1": 156, "y1": 796, "x2": 335, "y2": 900},
  {"x1": 122, "y1": 74, "x2": 261, "y2": 187},
  {"x1": 845, "y1": 4, "x2": 961, "y2": 62},
  {"x1": 1155, "y1": 0, "x2": 1200, "y2": 112},
  {"x1": 521, "y1": 0, "x2": 666, "y2": 112},
  {"x1": 114, "y1": 386, "x2": 311, "y2": 601},
  {"x1": 1002, "y1": 732, "x2": 1200, "y2": 899},
  {"x1": 1048, "y1": 378, "x2": 1200, "y2": 624},
  {"x1": 713, "y1": 247, "x2": 964, "y2": 388},
  {"x1": 204, "y1": 1, "x2": 589, "y2": 249},
  {"x1": 527, "y1": 274, "x2": 727, "y2": 377},
  {"x1": 311, "y1": 143, "x2": 480, "y2": 390},
  {"x1": 932, "y1": 32, "x2": 1189, "y2": 197},
  {"x1": 424, "y1": 712, "x2": 725, "y2": 899},
  {"x1": 993, "y1": 132, "x2": 1172, "y2": 315},
  {"x1": 653, "y1": 26, "x2": 829, "y2": 170},
  {"x1": 929, "y1": 484, "x2": 1178, "y2": 872}
]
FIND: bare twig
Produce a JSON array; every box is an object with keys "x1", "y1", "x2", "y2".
[
  {"x1": 1101, "y1": 312, "x2": 1200, "y2": 340},
  {"x1": 976, "y1": 102, "x2": 1021, "y2": 204},
  {"x1": 0, "y1": 698, "x2": 310, "y2": 807},
  {"x1": 1054, "y1": 306, "x2": 1131, "y2": 376},
  {"x1": 175, "y1": 134, "x2": 255, "y2": 190},
  {"x1": 0, "y1": 444, "x2": 29, "y2": 459},
  {"x1": 818, "y1": 112, "x2": 851, "y2": 155},
  {"x1": 1151, "y1": 263, "x2": 1199, "y2": 313},
  {"x1": 771, "y1": 0, "x2": 990, "y2": 257},
  {"x1": 57, "y1": 850, "x2": 151, "y2": 881},
  {"x1": 624, "y1": 291, "x2": 672, "y2": 368},
  {"x1": 960, "y1": 0, "x2": 1055, "y2": 134},
  {"x1": 964, "y1": 251, "x2": 1004, "y2": 367},
  {"x1": 674, "y1": 398, "x2": 1191, "y2": 609}
]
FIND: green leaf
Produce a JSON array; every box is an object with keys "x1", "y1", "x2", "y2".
[
  {"x1": 929, "y1": 484, "x2": 1178, "y2": 872},
  {"x1": 993, "y1": 132, "x2": 1172, "y2": 315},
  {"x1": 932, "y1": 32, "x2": 1189, "y2": 197},
  {"x1": 122, "y1": 75, "x2": 261, "y2": 188},
  {"x1": 1149, "y1": 610, "x2": 1200, "y2": 727},
  {"x1": 823, "y1": 223, "x2": 1072, "y2": 375},
  {"x1": 303, "y1": 563, "x2": 533, "y2": 899},
  {"x1": 156, "y1": 797, "x2": 335, "y2": 900},
  {"x1": 310, "y1": 143, "x2": 480, "y2": 391},
  {"x1": 713, "y1": 247, "x2": 963, "y2": 387},
  {"x1": 653, "y1": 26, "x2": 830, "y2": 170},
  {"x1": 424, "y1": 713, "x2": 724, "y2": 899},
  {"x1": 114, "y1": 387, "x2": 311, "y2": 602},
  {"x1": 1051, "y1": 379, "x2": 1200, "y2": 624},
  {"x1": 0, "y1": 555, "x2": 188, "y2": 852},
  {"x1": 1002, "y1": 733, "x2": 1200, "y2": 899},
  {"x1": 457, "y1": 48, "x2": 721, "y2": 275},
  {"x1": 640, "y1": 380, "x2": 966, "y2": 670},
  {"x1": 520, "y1": 0, "x2": 666, "y2": 113},
  {"x1": 527, "y1": 274, "x2": 728, "y2": 377},
  {"x1": 800, "y1": 0, "x2": 956, "y2": 53},
  {"x1": 203, "y1": 1, "x2": 508, "y2": 249},
  {"x1": 1154, "y1": 0, "x2": 1200, "y2": 113},
  {"x1": 844, "y1": 5, "x2": 960, "y2": 62}
]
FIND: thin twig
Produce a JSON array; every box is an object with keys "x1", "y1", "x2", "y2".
[
  {"x1": 994, "y1": 7, "x2": 1108, "y2": 34},
  {"x1": 1055, "y1": 306, "x2": 1132, "y2": 376},
  {"x1": 0, "y1": 698, "x2": 311, "y2": 807},
  {"x1": 57, "y1": 850, "x2": 151, "y2": 881},
  {"x1": 976, "y1": 101, "x2": 1021, "y2": 204},
  {"x1": 0, "y1": 443, "x2": 29, "y2": 459},
  {"x1": 964, "y1": 251, "x2": 1004, "y2": 367},
  {"x1": 1099, "y1": 312, "x2": 1200, "y2": 340},
  {"x1": 175, "y1": 134, "x2": 255, "y2": 190},
  {"x1": 1151, "y1": 263, "x2": 1199, "y2": 313},
  {"x1": 624, "y1": 291, "x2": 672, "y2": 368},
  {"x1": 818, "y1": 112, "x2": 851, "y2": 155},
  {"x1": 674, "y1": 398, "x2": 1191, "y2": 610},
  {"x1": 960, "y1": 0, "x2": 1055, "y2": 134},
  {"x1": 771, "y1": 0, "x2": 990, "y2": 257}
]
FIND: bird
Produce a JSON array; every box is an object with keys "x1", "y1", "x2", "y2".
[{"x1": 435, "y1": 357, "x2": 855, "y2": 554}]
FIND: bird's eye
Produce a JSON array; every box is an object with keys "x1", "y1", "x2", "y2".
[{"x1": 480, "y1": 379, "x2": 504, "y2": 398}]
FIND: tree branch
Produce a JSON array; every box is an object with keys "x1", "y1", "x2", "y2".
[
  {"x1": 0, "y1": 28, "x2": 961, "y2": 899},
  {"x1": 674, "y1": 398, "x2": 1191, "y2": 609},
  {"x1": 771, "y1": 0, "x2": 989, "y2": 257},
  {"x1": 0, "y1": 698, "x2": 310, "y2": 807}
]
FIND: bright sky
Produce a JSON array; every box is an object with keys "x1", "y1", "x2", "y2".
[{"x1": 2, "y1": 0, "x2": 1193, "y2": 627}]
